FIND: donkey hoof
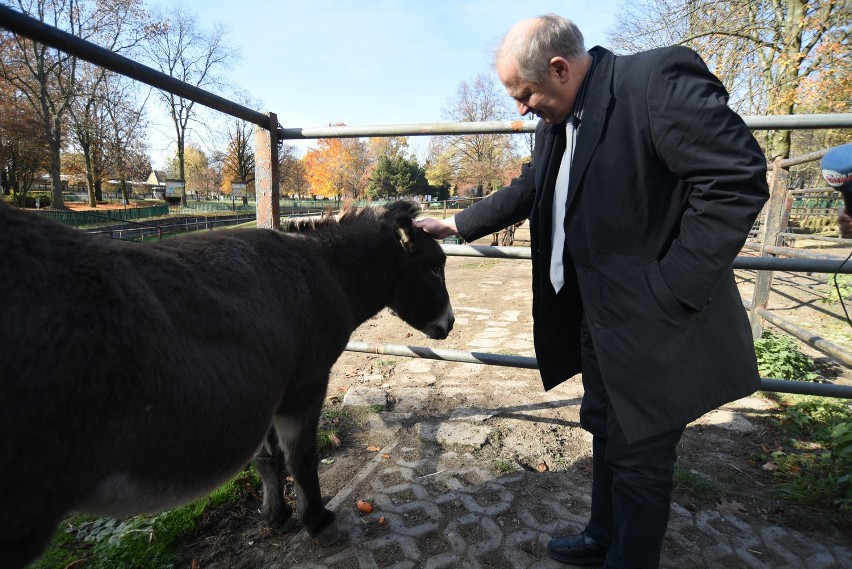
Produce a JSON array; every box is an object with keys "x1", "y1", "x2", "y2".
[
  {"x1": 271, "y1": 517, "x2": 301, "y2": 534},
  {"x1": 312, "y1": 523, "x2": 343, "y2": 546}
]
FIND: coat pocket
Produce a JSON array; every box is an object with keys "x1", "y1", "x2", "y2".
[{"x1": 644, "y1": 260, "x2": 693, "y2": 322}]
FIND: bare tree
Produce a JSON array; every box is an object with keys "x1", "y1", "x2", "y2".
[
  {"x1": 221, "y1": 92, "x2": 258, "y2": 192},
  {"x1": 607, "y1": 0, "x2": 851, "y2": 159},
  {"x1": 66, "y1": 0, "x2": 150, "y2": 206},
  {"x1": 440, "y1": 73, "x2": 518, "y2": 196},
  {"x1": 101, "y1": 73, "x2": 150, "y2": 203},
  {"x1": 145, "y1": 4, "x2": 235, "y2": 205}
]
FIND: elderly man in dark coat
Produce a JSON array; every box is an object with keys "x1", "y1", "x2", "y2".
[{"x1": 416, "y1": 13, "x2": 769, "y2": 569}]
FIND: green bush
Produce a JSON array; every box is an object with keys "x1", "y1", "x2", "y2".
[
  {"x1": 753, "y1": 330, "x2": 820, "y2": 382},
  {"x1": 823, "y1": 274, "x2": 852, "y2": 305},
  {"x1": 770, "y1": 396, "x2": 852, "y2": 514}
]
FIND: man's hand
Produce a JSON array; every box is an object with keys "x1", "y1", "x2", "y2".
[
  {"x1": 414, "y1": 216, "x2": 459, "y2": 240},
  {"x1": 839, "y1": 207, "x2": 852, "y2": 239}
]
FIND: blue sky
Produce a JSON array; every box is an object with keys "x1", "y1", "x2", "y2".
[{"x1": 145, "y1": 1, "x2": 622, "y2": 167}]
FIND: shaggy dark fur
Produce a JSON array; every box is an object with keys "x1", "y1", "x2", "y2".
[{"x1": 0, "y1": 199, "x2": 454, "y2": 568}]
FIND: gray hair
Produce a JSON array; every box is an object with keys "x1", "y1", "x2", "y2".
[{"x1": 496, "y1": 14, "x2": 586, "y2": 83}]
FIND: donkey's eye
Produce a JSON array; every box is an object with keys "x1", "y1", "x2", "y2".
[{"x1": 432, "y1": 266, "x2": 443, "y2": 277}]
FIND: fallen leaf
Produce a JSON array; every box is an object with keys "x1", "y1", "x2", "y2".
[
  {"x1": 536, "y1": 461, "x2": 549, "y2": 473},
  {"x1": 716, "y1": 499, "x2": 747, "y2": 516},
  {"x1": 382, "y1": 454, "x2": 391, "y2": 459},
  {"x1": 761, "y1": 462, "x2": 778, "y2": 472},
  {"x1": 320, "y1": 458, "x2": 335, "y2": 465},
  {"x1": 190, "y1": 560, "x2": 201, "y2": 569},
  {"x1": 328, "y1": 433, "x2": 342, "y2": 448},
  {"x1": 367, "y1": 445, "x2": 381, "y2": 452},
  {"x1": 378, "y1": 515, "x2": 385, "y2": 524},
  {"x1": 356, "y1": 500, "x2": 373, "y2": 514}
]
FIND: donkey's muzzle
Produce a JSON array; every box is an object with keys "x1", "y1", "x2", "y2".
[{"x1": 422, "y1": 303, "x2": 454, "y2": 340}]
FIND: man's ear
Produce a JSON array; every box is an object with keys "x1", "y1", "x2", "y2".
[
  {"x1": 550, "y1": 57, "x2": 571, "y2": 82},
  {"x1": 394, "y1": 216, "x2": 417, "y2": 253}
]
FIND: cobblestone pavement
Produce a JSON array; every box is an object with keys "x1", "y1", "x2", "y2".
[
  {"x1": 282, "y1": 442, "x2": 851, "y2": 569},
  {"x1": 271, "y1": 251, "x2": 851, "y2": 569}
]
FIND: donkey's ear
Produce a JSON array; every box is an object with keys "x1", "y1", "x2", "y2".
[{"x1": 394, "y1": 215, "x2": 417, "y2": 254}]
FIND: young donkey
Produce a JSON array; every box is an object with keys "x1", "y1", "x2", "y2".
[{"x1": 0, "y1": 200, "x2": 454, "y2": 568}]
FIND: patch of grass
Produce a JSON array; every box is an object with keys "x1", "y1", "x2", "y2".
[
  {"x1": 317, "y1": 409, "x2": 341, "y2": 451},
  {"x1": 460, "y1": 259, "x2": 500, "y2": 270},
  {"x1": 673, "y1": 467, "x2": 721, "y2": 502},
  {"x1": 30, "y1": 468, "x2": 259, "y2": 569},
  {"x1": 493, "y1": 459, "x2": 515, "y2": 474},
  {"x1": 374, "y1": 357, "x2": 396, "y2": 367},
  {"x1": 766, "y1": 394, "x2": 852, "y2": 516}
]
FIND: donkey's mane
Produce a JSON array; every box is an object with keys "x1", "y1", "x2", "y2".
[{"x1": 279, "y1": 200, "x2": 421, "y2": 234}]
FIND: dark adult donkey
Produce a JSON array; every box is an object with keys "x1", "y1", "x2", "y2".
[{"x1": 0, "y1": 199, "x2": 454, "y2": 568}]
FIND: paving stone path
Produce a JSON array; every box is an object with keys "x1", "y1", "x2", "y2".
[{"x1": 270, "y1": 254, "x2": 851, "y2": 569}]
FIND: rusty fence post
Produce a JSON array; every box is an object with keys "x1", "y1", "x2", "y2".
[
  {"x1": 749, "y1": 157, "x2": 790, "y2": 339},
  {"x1": 255, "y1": 112, "x2": 280, "y2": 229}
]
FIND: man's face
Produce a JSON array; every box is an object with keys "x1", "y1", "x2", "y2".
[{"x1": 497, "y1": 57, "x2": 574, "y2": 125}]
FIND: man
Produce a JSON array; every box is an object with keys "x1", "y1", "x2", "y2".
[{"x1": 415, "y1": 14, "x2": 769, "y2": 569}]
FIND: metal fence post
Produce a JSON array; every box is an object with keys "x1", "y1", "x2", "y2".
[
  {"x1": 749, "y1": 157, "x2": 790, "y2": 338},
  {"x1": 255, "y1": 112, "x2": 280, "y2": 229}
]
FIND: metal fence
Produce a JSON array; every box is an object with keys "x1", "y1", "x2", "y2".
[{"x1": 1, "y1": 5, "x2": 850, "y2": 400}]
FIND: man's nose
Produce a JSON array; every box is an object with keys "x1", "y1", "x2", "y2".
[{"x1": 516, "y1": 101, "x2": 530, "y2": 116}]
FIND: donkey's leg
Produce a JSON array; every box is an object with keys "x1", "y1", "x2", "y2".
[
  {"x1": 253, "y1": 426, "x2": 296, "y2": 530},
  {"x1": 274, "y1": 408, "x2": 341, "y2": 546}
]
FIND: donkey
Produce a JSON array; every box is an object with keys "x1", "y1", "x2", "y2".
[{"x1": 0, "y1": 199, "x2": 454, "y2": 568}]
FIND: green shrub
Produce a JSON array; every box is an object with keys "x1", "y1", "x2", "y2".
[
  {"x1": 823, "y1": 274, "x2": 852, "y2": 305},
  {"x1": 753, "y1": 330, "x2": 820, "y2": 382},
  {"x1": 769, "y1": 396, "x2": 852, "y2": 514}
]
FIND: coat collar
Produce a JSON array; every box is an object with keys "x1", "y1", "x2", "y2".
[{"x1": 564, "y1": 46, "x2": 614, "y2": 214}]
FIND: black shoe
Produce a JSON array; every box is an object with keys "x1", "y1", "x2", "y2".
[{"x1": 547, "y1": 531, "x2": 607, "y2": 566}]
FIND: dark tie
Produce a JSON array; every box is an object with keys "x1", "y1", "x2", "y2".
[{"x1": 551, "y1": 116, "x2": 579, "y2": 292}]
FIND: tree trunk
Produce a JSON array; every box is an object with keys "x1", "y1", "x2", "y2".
[
  {"x1": 82, "y1": 140, "x2": 98, "y2": 208},
  {"x1": 49, "y1": 116, "x2": 65, "y2": 209}
]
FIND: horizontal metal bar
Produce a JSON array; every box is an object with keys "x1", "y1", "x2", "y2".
[
  {"x1": 279, "y1": 113, "x2": 852, "y2": 140},
  {"x1": 0, "y1": 5, "x2": 271, "y2": 129},
  {"x1": 279, "y1": 121, "x2": 535, "y2": 140},
  {"x1": 734, "y1": 255, "x2": 852, "y2": 272},
  {"x1": 759, "y1": 378, "x2": 852, "y2": 399},
  {"x1": 779, "y1": 232, "x2": 852, "y2": 246},
  {"x1": 743, "y1": 242, "x2": 852, "y2": 266},
  {"x1": 440, "y1": 244, "x2": 852, "y2": 273},
  {"x1": 345, "y1": 341, "x2": 852, "y2": 399},
  {"x1": 743, "y1": 113, "x2": 852, "y2": 130},
  {"x1": 346, "y1": 340, "x2": 539, "y2": 369}
]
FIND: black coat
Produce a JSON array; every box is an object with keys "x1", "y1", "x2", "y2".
[{"x1": 455, "y1": 46, "x2": 769, "y2": 443}]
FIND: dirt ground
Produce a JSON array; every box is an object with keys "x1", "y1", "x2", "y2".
[{"x1": 178, "y1": 224, "x2": 851, "y2": 568}]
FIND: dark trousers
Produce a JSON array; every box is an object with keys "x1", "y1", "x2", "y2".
[{"x1": 578, "y1": 319, "x2": 685, "y2": 569}]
